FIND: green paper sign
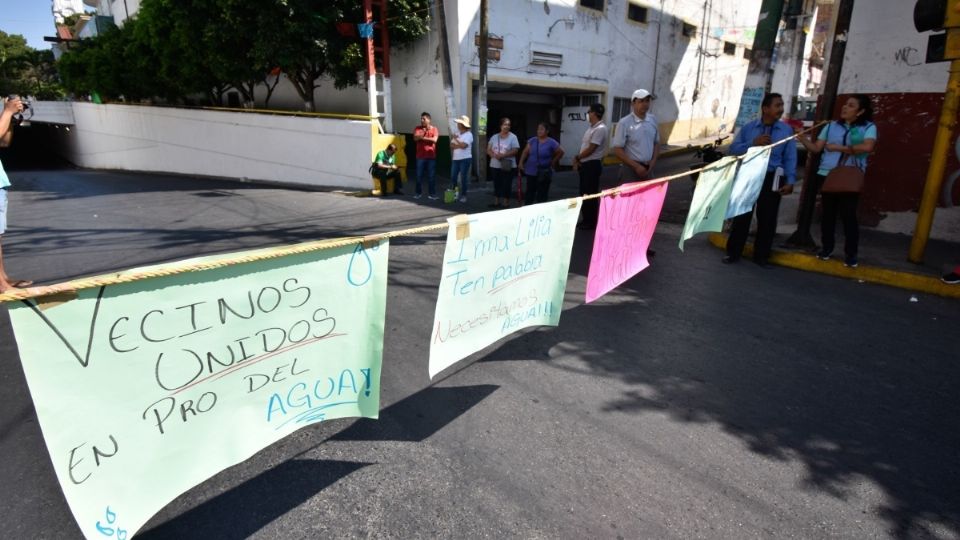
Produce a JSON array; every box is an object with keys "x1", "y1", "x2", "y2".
[
  {"x1": 429, "y1": 200, "x2": 581, "y2": 378},
  {"x1": 6, "y1": 240, "x2": 389, "y2": 539},
  {"x1": 680, "y1": 156, "x2": 738, "y2": 251}
]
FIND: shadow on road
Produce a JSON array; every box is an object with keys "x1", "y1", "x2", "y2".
[
  {"x1": 138, "y1": 459, "x2": 372, "y2": 540},
  {"x1": 332, "y1": 384, "x2": 499, "y2": 443},
  {"x1": 478, "y1": 244, "x2": 960, "y2": 539}
]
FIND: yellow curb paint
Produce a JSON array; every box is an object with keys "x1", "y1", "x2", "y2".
[{"x1": 708, "y1": 233, "x2": 960, "y2": 300}]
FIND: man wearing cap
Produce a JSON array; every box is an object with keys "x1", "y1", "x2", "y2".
[
  {"x1": 612, "y1": 89, "x2": 659, "y2": 183},
  {"x1": 573, "y1": 102, "x2": 609, "y2": 230}
]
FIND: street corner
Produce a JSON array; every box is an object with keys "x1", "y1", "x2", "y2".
[{"x1": 707, "y1": 233, "x2": 960, "y2": 300}]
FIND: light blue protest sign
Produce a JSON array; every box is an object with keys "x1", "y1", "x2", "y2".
[
  {"x1": 5, "y1": 239, "x2": 389, "y2": 539},
  {"x1": 726, "y1": 146, "x2": 771, "y2": 219}
]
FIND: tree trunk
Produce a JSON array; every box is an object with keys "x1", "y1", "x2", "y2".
[{"x1": 262, "y1": 74, "x2": 281, "y2": 108}]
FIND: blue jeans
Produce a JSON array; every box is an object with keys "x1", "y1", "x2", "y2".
[
  {"x1": 450, "y1": 158, "x2": 472, "y2": 197},
  {"x1": 416, "y1": 158, "x2": 436, "y2": 196}
]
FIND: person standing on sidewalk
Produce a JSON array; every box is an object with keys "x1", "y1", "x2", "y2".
[
  {"x1": 0, "y1": 96, "x2": 32, "y2": 293},
  {"x1": 723, "y1": 93, "x2": 797, "y2": 268},
  {"x1": 413, "y1": 112, "x2": 439, "y2": 200},
  {"x1": 486, "y1": 117, "x2": 520, "y2": 209},
  {"x1": 612, "y1": 89, "x2": 659, "y2": 183},
  {"x1": 573, "y1": 103, "x2": 609, "y2": 230},
  {"x1": 518, "y1": 122, "x2": 564, "y2": 205},
  {"x1": 794, "y1": 94, "x2": 876, "y2": 268},
  {"x1": 450, "y1": 115, "x2": 473, "y2": 203}
]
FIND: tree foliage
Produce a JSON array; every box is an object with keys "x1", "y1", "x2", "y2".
[
  {"x1": 56, "y1": 0, "x2": 431, "y2": 110},
  {"x1": 0, "y1": 31, "x2": 65, "y2": 99}
]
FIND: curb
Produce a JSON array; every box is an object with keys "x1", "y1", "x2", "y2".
[{"x1": 707, "y1": 233, "x2": 960, "y2": 300}]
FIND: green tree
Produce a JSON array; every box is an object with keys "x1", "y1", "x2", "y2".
[
  {"x1": 55, "y1": 0, "x2": 431, "y2": 110},
  {"x1": 0, "y1": 31, "x2": 65, "y2": 99}
]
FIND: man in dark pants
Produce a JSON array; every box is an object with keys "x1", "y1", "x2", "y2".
[
  {"x1": 372, "y1": 143, "x2": 403, "y2": 194},
  {"x1": 723, "y1": 93, "x2": 797, "y2": 268},
  {"x1": 573, "y1": 103, "x2": 608, "y2": 230}
]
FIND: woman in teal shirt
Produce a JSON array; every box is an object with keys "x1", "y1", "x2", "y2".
[{"x1": 796, "y1": 94, "x2": 877, "y2": 268}]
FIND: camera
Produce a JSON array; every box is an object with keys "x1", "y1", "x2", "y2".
[{"x1": 6, "y1": 95, "x2": 32, "y2": 126}]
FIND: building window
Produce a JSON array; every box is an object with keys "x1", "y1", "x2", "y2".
[
  {"x1": 743, "y1": 47, "x2": 752, "y2": 60},
  {"x1": 682, "y1": 22, "x2": 697, "y2": 38},
  {"x1": 627, "y1": 3, "x2": 648, "y2": 23},
  {"x1": 580, "y1": 0, "x2": 604, "y2": 11},
  {"x1": 723, "y1": 41, "x2": 736, "y2": 55},
  {"x1": 613, "y1": 97, "x2": 631, "y2": 120}
]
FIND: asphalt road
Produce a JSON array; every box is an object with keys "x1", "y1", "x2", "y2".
[{"x1": 0, "y1": 160, "x2": 958, "y2": 540}]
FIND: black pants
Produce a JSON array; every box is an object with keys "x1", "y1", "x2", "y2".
[
  {"x1": 373, "y1": 168, "x2": 403, "y2": 192},
  {"x1": 727, "y1": 171, "x2": 781, "y2": 262},
  {"x1": 578, "y1": 160, "x2": 602, "y2": 227},
  {"x1": 821, "y1": 188, "x2": 860, "y2": 258},
  {"x1": 493, "y1": 167, "x2": 514, "y2": 199},
  {"x1": 524, "y1": 169, "x2": 553, "y2": 205}
]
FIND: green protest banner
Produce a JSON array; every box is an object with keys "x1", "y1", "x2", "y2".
[
  {"x1": 5, "y1": 239, "x2": 389, "y2": 539},
  {"x1": 429, "y1": 200, "x2": 581, "y2": 378},
  {"x1": 680, "y1": 156, "x2": 738, "y2": 251}
]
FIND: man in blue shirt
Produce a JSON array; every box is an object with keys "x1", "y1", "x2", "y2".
[{"x1": 723, "y1": 93, "x2": 797, "y2": 268}]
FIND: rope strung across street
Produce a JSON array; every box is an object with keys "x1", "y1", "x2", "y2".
[{"x1": 0, "y1": 123, "x2": 824, "y2": 304}]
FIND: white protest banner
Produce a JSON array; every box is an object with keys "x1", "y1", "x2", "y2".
[
  {"x1": 5, "y1": 239, "x2": 389, "y2": 539},
  {"x1": 429, "y1": 200, "x2": 581, "y2": 378}
]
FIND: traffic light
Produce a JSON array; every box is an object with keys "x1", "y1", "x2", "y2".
[{"x1": 914, "y1": 0, "x2": 960, "y2": 62}]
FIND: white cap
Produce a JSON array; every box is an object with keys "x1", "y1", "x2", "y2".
[{"x1": 631, "y1": 89, "x2": 652, "y2": 101}]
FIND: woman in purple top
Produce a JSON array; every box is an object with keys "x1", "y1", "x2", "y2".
[{"x1": 518, "y1": 121, "x2": 564, "y2": 205}]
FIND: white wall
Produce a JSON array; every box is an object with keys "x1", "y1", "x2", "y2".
[
  {"x1": 106, "y1": 0, "x2": 140, "y2": 25},
  {"x1": 27, "y1": 101, "x2": 75, "y2": 125},
  {"x1": 840, "y1": 1, "x2": 949, "y2": 94},
  {"x1": 60, "y1": 103, "x2": 374, "y2": 189}
]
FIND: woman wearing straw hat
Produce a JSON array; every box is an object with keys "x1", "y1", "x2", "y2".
[{"x1": 450, "y1": 115, "x2": 474, "y2": 203}]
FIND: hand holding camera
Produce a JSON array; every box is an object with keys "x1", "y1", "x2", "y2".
[{"x1": 4, "y1": 95, "x2": 24, "y2": 114}]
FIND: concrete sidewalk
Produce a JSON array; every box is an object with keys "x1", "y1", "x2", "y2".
[{"x1": 708, "y1": 226, "x2": 960, "y2": 300}]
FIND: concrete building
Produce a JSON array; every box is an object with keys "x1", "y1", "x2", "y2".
[{"x1": 67, "y1": 0, "x2": 763, "y2": 165}]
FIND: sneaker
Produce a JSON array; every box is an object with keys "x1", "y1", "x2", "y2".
[
  {"x1": 940, "y1": 271, "x2": 960, "y2": 284},
  {"x1": 414, "y1": 193, "x2": 422, "y2": 199},
  {"x1": 427, "y1": 194, "x2": 439, "y2": 200},
  {"x1": 816, "y1": 250, "x2": 832, "y2": 261},
  {"x1": 844, "y1": 257, "x2": 858, "y2": 268},
  {"x1": 459, "y1": 196, "x2": 467, "y2": 203}
]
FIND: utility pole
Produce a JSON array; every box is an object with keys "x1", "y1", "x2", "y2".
[
  {"x1": 784, "y1": 0, "x2": 854, "y2": 249},
  {"x1": 771, "y1": 0, "x2": 810, "y2": 113},
  {"x1": 907, "y1": 0, "x2": 960, "y2": 264},
  {"x1": 734, "y1": 0, "x2": 786, "y2": 131},
  {"x1": 433, "y1": 0, "x2": 459, "y2": 136},
  {"x1": 478, "y1": 0, "x2": 489, "y2": 183}
]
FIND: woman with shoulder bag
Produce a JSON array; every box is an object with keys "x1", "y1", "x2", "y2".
[
  {"x1": 518, "y1": 121, "x2": 564, "y2": 205},
  {"x1": 795, "y1": 94, "x2": 877, "y2": 268},
  {"x1": 487, "y1": 117, "x2": 520, "y2": 208}
]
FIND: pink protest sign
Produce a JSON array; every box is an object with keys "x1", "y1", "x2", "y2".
[{"x1": 585, "y1": 180, "x2": 668, "y2": 303}]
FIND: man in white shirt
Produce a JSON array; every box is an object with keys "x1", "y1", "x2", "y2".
[
  {"x1": 572, "y1": 103, "x2": 609, "y2": 230},
  {"x1": 612, "y1": 89, "x2": 660, "y2": 183}
]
